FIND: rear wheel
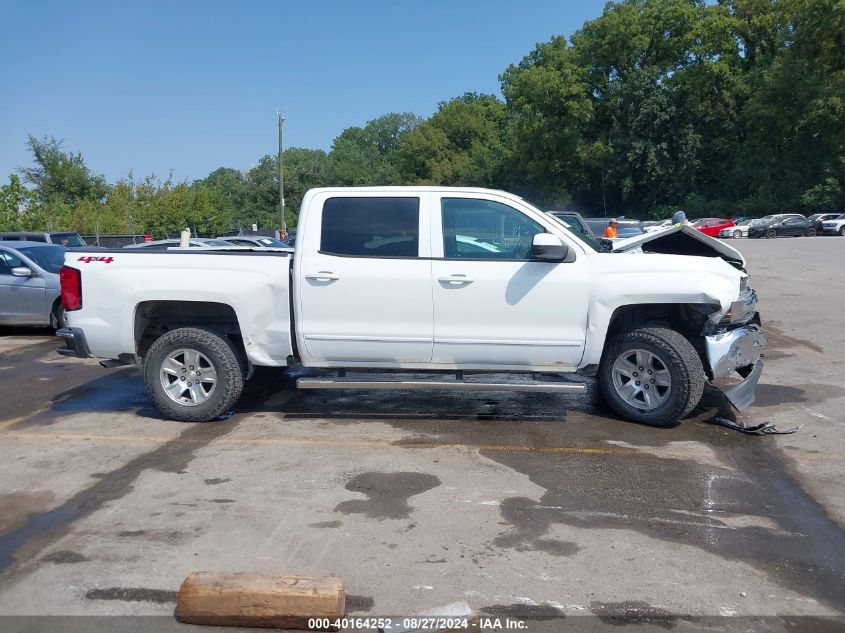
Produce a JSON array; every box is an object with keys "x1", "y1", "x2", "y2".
[
  {"x1": 599, "y1": 327, "x2": 705, "y2": 426},
  {"x1": 50, "y1": 302, "x2": 66, "y2": 330},
  {"x1": 143, "y1": 327, "x2": 244, "y2": 422},
  {"x1": 733, "y1": 229, "x2": 742, "y2": 239}
]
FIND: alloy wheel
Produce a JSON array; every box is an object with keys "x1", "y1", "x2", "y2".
[
  {"x1": 611, "y1": 348, "x2": 672, "y2": 411},
  {"x1": 159, "y1": 348, "x2": 218, "y2": 406}
]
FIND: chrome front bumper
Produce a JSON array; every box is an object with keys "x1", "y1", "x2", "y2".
[{"x1": 705, "y1": 325, "x2": 767, "y2": 410}]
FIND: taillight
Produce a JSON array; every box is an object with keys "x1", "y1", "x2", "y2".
[{"x1": 60, "y1": 266, "x2": 82, "y2": 311}]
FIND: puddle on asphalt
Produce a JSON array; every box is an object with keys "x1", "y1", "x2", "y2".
[
  {"x1": 266, "y1": 378, "x2": 845, "y2": 614},
  {"x1": 335, "y1": 472, "x2": 441, "y2": 520}
]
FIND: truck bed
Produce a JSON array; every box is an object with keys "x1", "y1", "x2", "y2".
[{"x1": 63, "y1": 249, "x2": 294, "y2": 366}]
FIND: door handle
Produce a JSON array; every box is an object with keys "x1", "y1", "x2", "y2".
[
  {"x1": 437, "y1": 274, "x2": 474, "y2": 284},
  {"x1": 305, "y1": 271, "x2": 340, "y2": 281}
]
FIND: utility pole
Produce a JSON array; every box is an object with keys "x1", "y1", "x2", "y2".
[{"x1": 278, "y1": 112, "x2": 286, "y2": 237}]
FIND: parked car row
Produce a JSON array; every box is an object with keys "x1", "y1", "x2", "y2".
[
  {"x1": 718, "y1": 213, "x2": 845, "y2": 238},
  {"x1": 0, "y1": 233, "x2": 292, "y2": 329},
  {"x1": 123, "y1": 236, "x2": 290, "y2": 249},
  {"x1": 0, "y1": 241, "x2": 67, "y2": 328}
]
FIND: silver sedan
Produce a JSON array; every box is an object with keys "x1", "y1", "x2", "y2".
[{"x1": 0, "y1": 241, "x2": 67, "y2": 328}]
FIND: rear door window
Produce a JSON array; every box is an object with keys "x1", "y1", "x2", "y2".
[{"x1": 320, "y1": 197, "x2": 420, "y2": 258}]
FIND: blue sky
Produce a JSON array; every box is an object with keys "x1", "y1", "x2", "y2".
[{"x1": 0, "y1": 0, "x2": 606, "y2": 183}]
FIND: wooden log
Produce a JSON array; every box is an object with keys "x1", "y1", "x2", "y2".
[{"x1": 177, "y1": 571, "x2": 345, "y2": 630}]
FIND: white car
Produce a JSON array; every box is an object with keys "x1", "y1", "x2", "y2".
[
  {"x1": 57, "y1": 186, "x2": 765, "y2": 427},
  {"x1": 719, "y1": 218, "x2": 763, "y2": 238},
  {"x1": 820, "y1": 214, "x2": 845, "y2": 236}
]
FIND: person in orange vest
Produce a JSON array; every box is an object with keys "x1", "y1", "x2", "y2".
[{"x1": 604, "y1": 219, "x2": 618, "y2": 238}]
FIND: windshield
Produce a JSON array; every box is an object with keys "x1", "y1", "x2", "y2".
[
  {"x1": 545, "y1": 213, "x2": 599, "y2": 251},
  {"x1": 50, "y1": 233, "x2": 85, "y2": 247},
  {"x1": 202, "y1": 239, "x2": 235, "y2": 246},
  {"x1": 18, "y1": 245, "x2": 67, "y2": 273}
]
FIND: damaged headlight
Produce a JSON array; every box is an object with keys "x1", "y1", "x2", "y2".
[{"x1": 740, "y1": 275, "x2": 749, "y2": 293}]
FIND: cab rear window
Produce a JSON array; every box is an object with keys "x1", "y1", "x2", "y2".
[{"x1": 320, "y1": 197, "x2": 419, "y2": 258}]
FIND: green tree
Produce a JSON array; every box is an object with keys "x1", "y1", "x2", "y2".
[
  {"x1": 0, "y1": 175, "x2": 33, "y2": 231},
  {"x1": 325, "y1": 112, "x2": 420, "y2": 186},
  {"x1": 397, "y1": 94, "x2": 509, "y2": 187},
  {"x1": 19, "y1": 135, "x2": 108, "y2": 205},
  {"x1": 500, "y1": 37, "x2": 593, "y2": 203},
  {"x1": 282, "y1": 148, "x2": 328, "y2": 227}
]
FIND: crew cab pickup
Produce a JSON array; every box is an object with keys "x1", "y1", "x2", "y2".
[{"x1": 57, "y1": 187, "x2": 766, "y2": 426}]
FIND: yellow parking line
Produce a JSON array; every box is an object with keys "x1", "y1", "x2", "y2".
[
  {"x1": 0, "y1": 407, "x2": 50, "y2": 431},
  {"x1": 4, "y1": 430, "x2": 648, "y2": 454},
  {"x1": 4, "y1": 430, "x2": 839, "y2": 460}
]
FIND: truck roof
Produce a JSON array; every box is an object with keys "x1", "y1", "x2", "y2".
[{"x1": 305, "y1": 186, "x2": 523, "y2": 199}]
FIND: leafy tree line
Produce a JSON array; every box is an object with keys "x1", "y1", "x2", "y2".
[{"x1": 2, "y1": 0, "x2": 842, "y2": 235}]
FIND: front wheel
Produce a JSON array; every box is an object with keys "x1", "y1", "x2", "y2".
[
  {"x1": 598, "y1": 327, "x2": 706, "y2": 426},
  {"x1": 806, "y1": 228, "x2": 817, "y2": 237},
  {"x1": 840, "y1": 226, "x2": 845, "y2": 237},
  {"x1": 733, "y1": 229, "x2": 742, "y2": 239},
  {"x1": 143, "y1": 327, "x2": 244, "y2": 422},
  {"x1": 766, "y1": 229, "x2": 777, "y2": 238}
]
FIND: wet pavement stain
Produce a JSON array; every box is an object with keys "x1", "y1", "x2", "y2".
[
  {"x1": 0, "y1": 418, "x2": 241, "y2": 577},
  {"x1": 482, "y1": 433, "x2": 845, "y2": 614},
  {"x1": 291, "y1": 381, "x2": 845, "y2": 614},
  {"x1": 309, "y1": 520, "x2": 343, "y2": 528},
  {"x1": 203, "y1": 478, "x2": 230, "y2": 485},
  {"x1": 589, "y1": 601, "x2": 677, "y2": 628},
  {"x1": 85, "y1": 587, "x2": 177, "y2": 603},
  {"x1": 0, "y1": 344, "x2": 139, "y2": 428},
  {"x1": 334, "y1": 472, "x2": 441, "y2": 520},
  {"x1": 0, "y1": 492, "x2": 56, "y2": 534},
  {"x1": 117, "y1": 530, "x2": 146, "y2": 537},
  {"x1": 763, "y1": 323, "x2": 824, "y2": 354},
  {"x1": 753, "y1": 382, "x2": 845, "y2": 407},
  {"x1": 480, "y1": 603, "x2": 564, "y2": 620},
  {"x1": 41, "y1": 550, "x2": 90, "y2": 564},
  {"x1": 493, "y1": 497, "x2": 580, "y2": 556},
  {"x1": 346, "y1": 595, "x2": 375, "y2": 612}
]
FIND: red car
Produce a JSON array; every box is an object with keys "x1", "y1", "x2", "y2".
[{"x1": 692, "y1": 218, "x2": 735, "y2": 237}]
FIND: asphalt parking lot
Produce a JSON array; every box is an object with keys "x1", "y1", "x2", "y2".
[{"x1": 0, "y1": 236, "x2": 844, "y2": 631}]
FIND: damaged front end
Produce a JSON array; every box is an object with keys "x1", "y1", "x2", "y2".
[{"x1": 703, "y1": 286, "x2": 767, "y2": 410}]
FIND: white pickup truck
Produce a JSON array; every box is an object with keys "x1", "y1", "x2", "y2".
[{"x1": 57, "y1": 187, "x2": 765, "y2": 426}]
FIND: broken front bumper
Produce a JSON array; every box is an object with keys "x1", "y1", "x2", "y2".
[{"x1": 705, "y1": 325, "x2": 767, "y2": 410}]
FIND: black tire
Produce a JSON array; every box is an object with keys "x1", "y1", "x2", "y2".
[
  {"x1": 732, "y1": 229, "x2": 742, "y2": 239},
  {"x1": 766, "y1": 229, "x2": 777, "y2": 238},
  {"x1": 840, "y1": 226, "x2": 845, "y2": 237},
  {"x1": 598, "y1": 327, "x2": 706, "y2": 426},
  {"x1": 50, "y1": 302, "x2": 66, "y2": 330},
  {"x1": 806, "y1": 228, "x2": 817, "y2": 237},
  {"x1": 143, "y1": 327, "x2": 244, "y2": 422}
]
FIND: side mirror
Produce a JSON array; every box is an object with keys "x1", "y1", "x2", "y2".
[
  {"x1": 531, "y1": 234, "x2": 569, "y2": 261},
  {"x1": 11, "y1": 266, "x2": 33, "y2": 278}
]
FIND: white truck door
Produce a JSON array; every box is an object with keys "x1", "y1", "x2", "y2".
[
  {"x1": 296, "y1": 194, "x2": 433, "y2": 365},
  {"x1": 430, "y1": 194, "x2": 589, "y2": 369}
]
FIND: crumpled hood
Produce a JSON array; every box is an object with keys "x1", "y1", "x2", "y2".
[{"x1": 610, "y1": 224, "x2": 746, "y2": 269}]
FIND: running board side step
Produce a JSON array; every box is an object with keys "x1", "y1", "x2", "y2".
[{"x1": 296, "y1": 378, "x2": 586, "y2": 394}]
